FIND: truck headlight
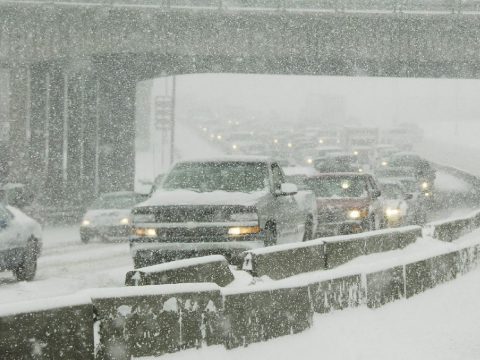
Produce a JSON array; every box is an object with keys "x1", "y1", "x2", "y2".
[
  {"x1": 133, "y1": 213, "x2": 155, "y2": 223},
  {"x1": 230, "y1": 212, "x2": 258, "y2": 222},
  {"x1": 421, "y1": 182, "x2": 429, "y2": 190},
  {"x1": 228, "y1": 226, "x2": 261, "y2": 236},
  {"x1": 385, "y1": 208, "x2": 401, "y2": 218},
  {"x1": 81, "y1": 219, "x2": 91, "y2": 226},
  {"x1": 120, "y1": 217, "x2": 130, "y2": 225},
  {"x1": 135, "y1": 228, "x2": 157, "y2": 237}
]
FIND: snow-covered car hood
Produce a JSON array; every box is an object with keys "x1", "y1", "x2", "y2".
[
  {"x1": 139, "y1": 189, "x2": 268, "y2": 207},
  {"x1": 82, "y1": 209, "x2": 132, "y2": 226},
  {"x1": 7, "y1": 206, "x2": 42, "y2": 240}
]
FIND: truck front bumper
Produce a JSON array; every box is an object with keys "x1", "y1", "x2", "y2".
[{"x1": 130, "y1": 231, "x2": 265, "y2": 266}]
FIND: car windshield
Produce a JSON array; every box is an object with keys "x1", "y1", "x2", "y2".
[
  {"x1": 90, "y1": 194, "x2": 144, "y2": 209},
  {"x1": 162, "y1": 161, "x2": 268, "y2": 193},
  {"x1": 306, "y1": 176, "x2": 368, "y2": 198}
]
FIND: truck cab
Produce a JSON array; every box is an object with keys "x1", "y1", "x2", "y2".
[{"x1": 130, "y1": 156, "x2": 317, "y2": 268}]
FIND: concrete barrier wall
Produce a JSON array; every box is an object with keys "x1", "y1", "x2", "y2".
[
  {"x1": 222, "y1": 285, "x2": 312, "y2": 349},
  {"x1": 125, "y1": 255, "x2": 234, "y2": 287},
  {"x1": 242, "y1": 240, "x2": 325, "y2": 280},
  {"x1": 91, "y1": 284, "x2": 223, "y2": 360},
  {"x1": 0, "y1": 295, "x2": 94, "y2": 359},
  {"x1": 308, "y1": 274, "x2": 363, "y2": 314},
  {"x1": 429, "y1": 216, "x2": 475, "y2": 242},
  {"x1": 2, "y1": 236, "x2": 479, "y2": 359},
  {"x1": 366, "y1": 266, "x2": 405, "y2": 308},
  {"x1": 244, "y1": 226, "x2": 421, "y2": 278}
]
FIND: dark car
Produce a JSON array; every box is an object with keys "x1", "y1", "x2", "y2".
[{"x1": 304, "y1": 173, "x2": 384, "y2": 236}]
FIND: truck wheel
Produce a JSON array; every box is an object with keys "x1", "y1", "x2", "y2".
[
  {"x1": 303, "y1": 216, "x2": 314, "y2": 241},
  {"x1": 264, "y1": 223, "x2": 277, "y2": 247},
  {"x1": 366, "y1": 215, "x2": 376, "y2": 232},
  {"x1": 13, "y1": 239, "x2": 38, "y2": 282},
  {"x1": 80, "y1": 232, "x2": 91, "y2": 244}
]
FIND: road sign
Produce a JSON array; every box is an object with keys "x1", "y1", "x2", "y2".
[{"x1": 154, "y1": 95, "x2": 173, "y2": 130}]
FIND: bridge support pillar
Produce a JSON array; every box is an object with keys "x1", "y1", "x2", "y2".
[
  {"x1": 95, "y1": 59, "x2": 136, "y2": 194},
  {"x1": 7, "y1": 65, "x2": 31, "y2": 184}
]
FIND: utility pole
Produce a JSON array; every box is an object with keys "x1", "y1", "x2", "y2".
[{"x1": 170, "y1": 75, "x2": 176, "y2": 165}]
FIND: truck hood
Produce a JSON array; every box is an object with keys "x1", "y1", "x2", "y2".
[
  {"x1": 141, "y1": 189, "x2": 267, "y2": 207},
  {"x1": 316, "y1": 197, "x2": 370, "y2": 210}
]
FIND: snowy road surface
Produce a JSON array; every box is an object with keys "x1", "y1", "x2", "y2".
[{"x1": 0, "y1": 226, "x2": 131, "y2": 304}]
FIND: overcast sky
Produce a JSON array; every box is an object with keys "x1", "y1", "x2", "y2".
[{"x1": 151, "y1": 74, "x2": 480, "y2": 127}]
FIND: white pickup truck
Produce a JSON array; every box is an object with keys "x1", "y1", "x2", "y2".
[
  {"x1": 0, "y1": 203, "x2": 42, "y2": 281},
  {"x1": 130, "y1": 156, "x2": 318, "y2": 268}
]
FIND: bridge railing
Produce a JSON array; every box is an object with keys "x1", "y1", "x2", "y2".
[{"x1": 3, "y1": 0, "x2": 480, "y2": 13}]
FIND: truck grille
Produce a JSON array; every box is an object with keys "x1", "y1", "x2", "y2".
[{"x1": 136, "y1": 205, "x2": 254, "y2": 223}]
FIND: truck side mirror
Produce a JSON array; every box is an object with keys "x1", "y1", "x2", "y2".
[{"x1": 275, "y1": 183, "x2": 298, "y2": 196}]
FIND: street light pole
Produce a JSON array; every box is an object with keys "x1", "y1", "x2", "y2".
[{"x1": 170, "y1": 75, "x2": 176, "y2": 165}]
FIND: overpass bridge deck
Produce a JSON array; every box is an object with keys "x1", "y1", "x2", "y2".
[{"x1": 1, "y1": 0, "x2": 480, "y2": 14}]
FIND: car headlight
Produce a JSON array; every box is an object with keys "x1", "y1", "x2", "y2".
[
  {"x1": 385, "y1": 208, "x2": 401, "y2": 218},
  {"x1": 228, "y1": 226, "x2": 261, "y2": 236},
  {"x1": 133, "y1": 213, "x2": 156, "y2": 223},
  {"x1": 81, "y1": 219, "x2": 91, "y2": 226},
  {"x1": 120, "y1": 217, "x2": 130, "y2": 225},
  {"x1": 348, "y1": 209, "x2": 367, "y2": 220},
  {"x1": 381, "y1": 161, "x2": 388, "y2": 166},
  {"x1": 230, "y1": 212, "x2": 258, "y2": 222},
  {"x1": 421, "y1": 182, "x2": 429, "y2": 190},
  {"x1": 424, "y1": 191, "x2": 431, "y2": 197},
  {"x1": 348, "y1": 210, "x2": 361, "y2": 219}
]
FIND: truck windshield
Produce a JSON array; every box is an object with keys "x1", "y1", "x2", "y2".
[
  {"x1": 306, "y1": 176, "x2": 368, "y2": 198},
  {"x1": 163, "y1": 161, "x2": 268, "y2": 193}
]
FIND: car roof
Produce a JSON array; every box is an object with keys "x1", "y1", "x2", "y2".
[
  {"x1": 307, "y1": 172, "x2": 371, "y2": 178},
  {"x1": 100, "y1": 191, "x2": 142, "y2": 197},
  {"x1": 175, "y1": 155, "x2": 272, "y2": 164}
]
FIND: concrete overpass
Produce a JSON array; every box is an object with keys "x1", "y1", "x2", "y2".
[{"x1": 1, "y1": 0, "x2": 480, "y2": 205}]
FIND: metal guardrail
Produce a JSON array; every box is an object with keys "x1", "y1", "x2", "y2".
[{"x1": 1, "y1": 0, "x2": 480, "y2": 13}]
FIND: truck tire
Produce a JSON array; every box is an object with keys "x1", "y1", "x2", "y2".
[
  {"x1": 264, "y1": 222, "x2": 277, "y2": 247},
  {"x1": 303, "y1": 216, "x2": 314, "y2": 241},
  {"x1": 80, "y1": 233, "x2": 91, "y2": 244},
  {"x1": 13, "y1": 239, "x2": 38, "y2": 281}
]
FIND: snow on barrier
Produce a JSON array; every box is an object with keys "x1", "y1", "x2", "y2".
[
  {"x1": 426, "y1": 210, "x2": 480, "y2": 242},
  {"x1": 125, "y1": 255, "x2": 234, "y2": 287},
  {"x1": 90, "y1": 283, "x2": 224, "y2": 359},
  {"x1": 243, "y1": 226, "x2": 421, "y2": 279},
  {"x1": 0, "y1": 294, "x2": 94, "y2": 359}
]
